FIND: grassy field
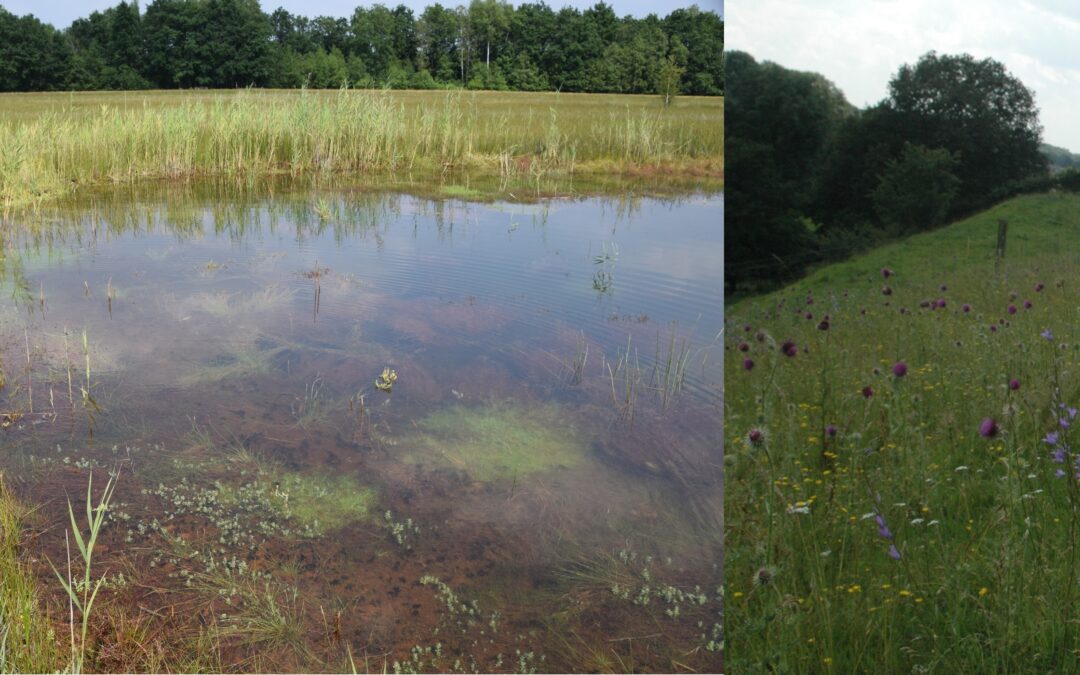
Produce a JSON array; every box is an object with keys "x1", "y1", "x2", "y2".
[
  {"x1": 0, "y1": 89, "x2": 722, "y2": 211},
  {"x1": 726, "y1": 192, "x2": 1080, "y2": 672}
]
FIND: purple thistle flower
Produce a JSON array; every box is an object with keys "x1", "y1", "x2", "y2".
[
  {"x1": 940, "y1": 284, "x2": 948, "y2": 291},
  {"x1": 781, "y1": 341, "x2": 797, "y2": 357},
  {"x1": 1024, "y1": 300, "x2": 1033, "y2": 310},
  {"x1": 826, "y1": 424, "x2": 837, "y2": 437},
  {"x1": 1008, "y1": 304, "x2": 1018, "y2": 315},
  {"x1": 743, "y1": 358, "x2": 754, "y2": 371},
  {"x1": 756, "y1": 331, "x2": 766, "y2": 342},
  {"x1": 882, "y1": 267, "x2": 893, "y2": 279},
  {"x1": 979, "y1": 417, "x2": 999, "y2": 438},
  {"x1": 818, "y1": 319, "x2": 830, "y2": 331},
  {"x1": 962, "y1": 303, "x2": 971, "y2": 313},
  {"x1": 743, "y1": 324, "x2": 752, "y2": 332},
  {"x1": 1009, "y1": 379, "x2": 1021, "y2": 391},
  {"x1": 888, "y1": 544, "x2": 902, "y2": 560},
  {"x1": 805, "y1": 312, "x2": 813, "y2": 320},
  {"x1": 738, "y1": 341, "x2": 749, "y2": 352},
  {"x1": 1036, "y1": 282, "x2": 1045, "y2": 292},
  {"x1": 990, "y1": 325, "x2": 998, "y2": 333},
  {"x1": 936, "y1": 298, "x2": 946, "y2": 308},
  {"x1": 892, "y1": 361, "x2": 908, "y2": 377},
  {"x1": 748, "y1": 429, "x2": 764, "y2": 446},
  {"x1": 862, "y1": 385, "x2": 874, "y2": 398}
]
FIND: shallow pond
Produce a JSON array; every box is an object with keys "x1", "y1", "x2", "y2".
[{"x1": 0, "y1": 183, "x2": 721, "y2": 672}]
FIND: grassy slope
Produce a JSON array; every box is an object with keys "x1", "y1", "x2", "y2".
[
  {"x1": 726, "y1": 192, "x2": 1080, "y2": 672},
  {"x1": 0, "y1": 89, "x2": 722, "y2": 212}
]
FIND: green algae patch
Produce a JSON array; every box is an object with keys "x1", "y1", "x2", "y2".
[
  {"x1": 402, "y1": 401, "x2": 586, "y2": 481},
  {"x1": 279, "y1": 471, "x2": 378, "y2": 531}
]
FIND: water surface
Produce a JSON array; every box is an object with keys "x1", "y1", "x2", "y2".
[{"x1": 0, "y1": 184, "x2": 722, "y2": 672}]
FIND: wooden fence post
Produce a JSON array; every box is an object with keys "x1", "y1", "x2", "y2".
[{"x1": 996, "y1": 219, "x2": 1008, "y2": 270}]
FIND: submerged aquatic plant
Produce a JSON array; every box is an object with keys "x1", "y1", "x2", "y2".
[
  {"x1": 375, "y1": 367, "x2": 398, "y2": 393},
  {"x1": 401, "y1": 401, "x2": 586, "y2": 481}
]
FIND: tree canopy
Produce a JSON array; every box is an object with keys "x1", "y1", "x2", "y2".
[
  {"x1": 0, "y1": 2, "x2": 723, "y2": 94},
  {"x1": 726, "y1": 50, "x2": 1050, "y2": 295}
]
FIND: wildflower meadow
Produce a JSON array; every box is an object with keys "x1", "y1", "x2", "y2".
[{"x1": 725, "y1": 192, "x2": 1080, "y2": 672}]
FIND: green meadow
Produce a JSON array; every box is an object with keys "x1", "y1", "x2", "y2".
[
  {"x1": 0, "y1": 88, "x2": 722, "y2": 212},
  {"x1": 726, "y1": 192, "x2": 1080, "y2": 672}
]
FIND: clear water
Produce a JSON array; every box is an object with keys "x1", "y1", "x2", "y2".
[{"x1": 0, "y1": 185, "x2": 722, "y2": 672}]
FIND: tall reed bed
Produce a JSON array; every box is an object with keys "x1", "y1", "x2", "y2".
[{"x1": 0, "y1": 90, "x2": 721, "y2": 211}]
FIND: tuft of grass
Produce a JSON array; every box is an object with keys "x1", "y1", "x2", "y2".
[
  {"x1": 48, "y1": 470, "x2": 118, "y2": 674},
  {"x1": 439, "y1": 185, "x2": 485, "y2": 200},
  {"x1": 0, "y1": 475, "x2": 63, "y2": 674},
  {"x1": 194, "y1": 567, "x2": 314, "y2": 669}
]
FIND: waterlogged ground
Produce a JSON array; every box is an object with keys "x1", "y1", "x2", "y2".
[{"x1": 0, "y1": 184, "x2": 721, "y2": 672}]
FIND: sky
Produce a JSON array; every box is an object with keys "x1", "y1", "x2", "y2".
[
  {"x1": 729, "y1": 0, "x2": 1080, "y2": 151},
  {"x1": 6, "y1": 0, "x2": 722, "y2": 31}
]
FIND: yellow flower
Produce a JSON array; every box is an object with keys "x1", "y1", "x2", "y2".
[{"x1": 979, "y1": 587, "x2": 989, "y2": 597}]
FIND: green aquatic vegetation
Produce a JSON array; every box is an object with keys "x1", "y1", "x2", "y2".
[
  {"x1": 440, "y1": 185, "x2": 485, "y2": 200},
  {"x1": 401, "y1": 401, "x2": 587, "y2": 481},
  {"x1": 290, "y1": 375, "x2": 327, "y2": 429},
  {"x1": 146, "y1": 469, "x2": 376, "y2": 547},
  {"x1": 279, "y1": 472, "x2": 377, "y2": 531},
  {"x1": 182, "y1": 285, "x2": 295, "y2": 319},
  {"x1": 384, "y1": 510, "x2": 421, "y2": 550},
  {"x1": 177, "y1": 341, "x2": 280, "y2": 386}
]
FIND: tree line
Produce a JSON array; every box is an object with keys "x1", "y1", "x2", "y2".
[
  {"x1": 0, "y1": 1, "x2": 723, "y2": 96},
  {"x1": 726, "y1": 50, "x2": 1058, "y2": 296}
]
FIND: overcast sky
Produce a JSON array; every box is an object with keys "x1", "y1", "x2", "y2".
[
  {"x1": 6, "y1": 0, "x2": 722, "y2": 31},
  {"x1": 730, "y1": 0, "x2": 1080, "y2": 151}
]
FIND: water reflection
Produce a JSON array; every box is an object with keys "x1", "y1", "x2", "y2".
[{"x1": 0, "y1": 181, "x2": 722, "y2": 672}]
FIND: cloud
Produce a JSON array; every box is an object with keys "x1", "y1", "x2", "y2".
[{"x1": 729, "y1": 0, "x2": 1080, "y2": 149}]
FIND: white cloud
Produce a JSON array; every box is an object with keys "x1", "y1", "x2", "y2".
[{"x1": 730, "y1": 0, "x2": 1080, "y2": 149}]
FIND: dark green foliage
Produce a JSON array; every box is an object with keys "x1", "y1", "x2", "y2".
[
  {"x1": 197, "y1": 0, "x2": 274, "y2": 87},
  {"x1": 664, "y1": 6, "x2": 724, "y2": 95},
  {"x1": 871, "y1": 143, "x2": 960, "y2": 235},
  {"x1": 0, "y1": 2, "x2": 722, "y2": 95},
  {"x1": 141, "y1": 0, "x2": 203, "y2": 88},
  {"x1": 0, "y1": 8, "x2": 73, "y2": 91},
  {"x1": 725, "y1": 51, "x2": 854, "y2": 292},
  {"x1": 728, "y1": 49, "x2": 1052, "y2": 295},
  {"x1": 887, "y1": 51, "x2": 1048, "y2": 214}
]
